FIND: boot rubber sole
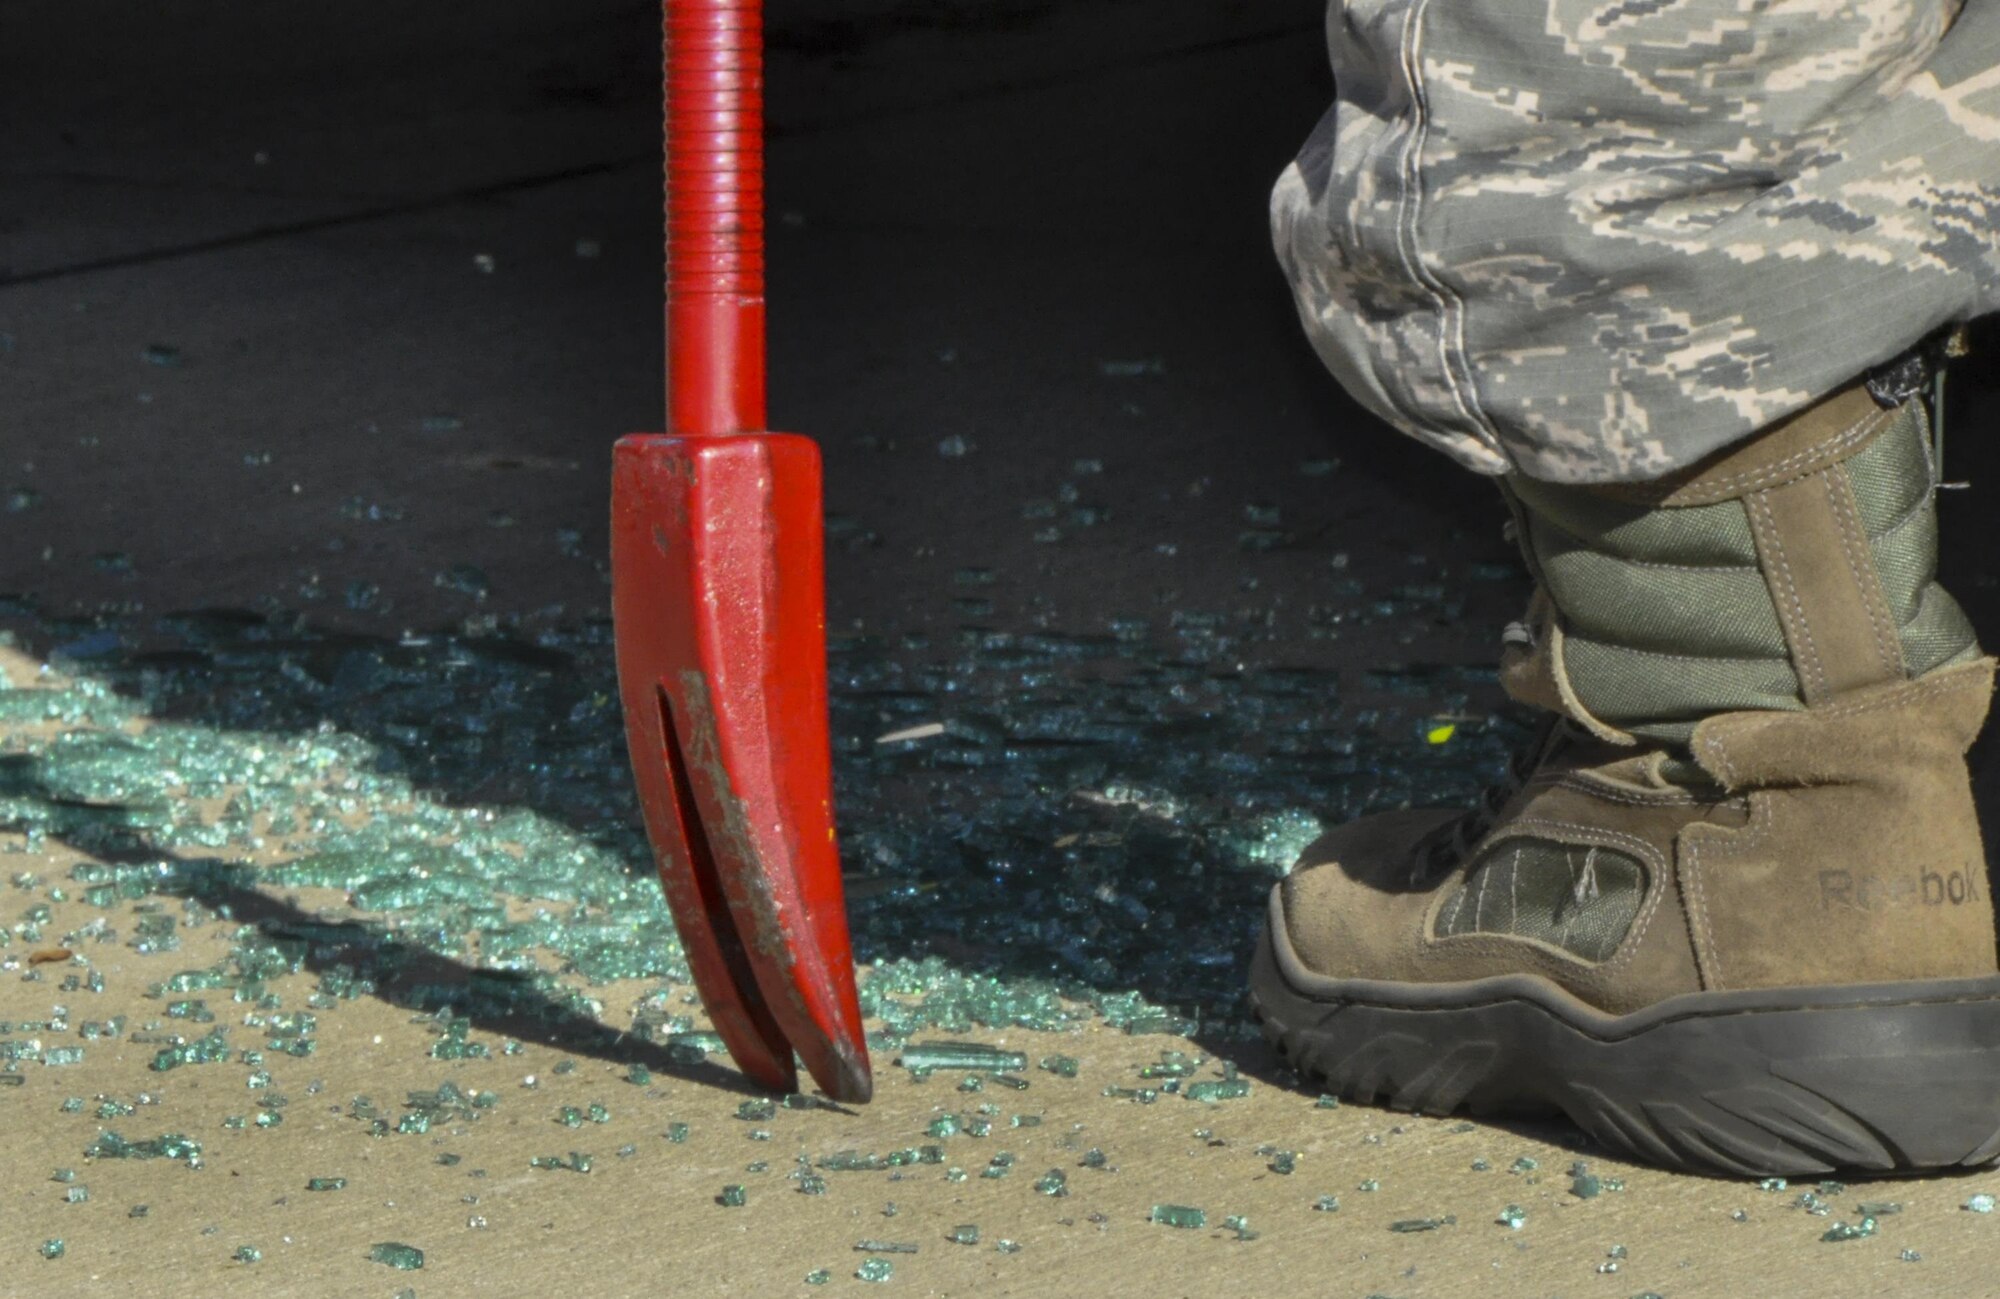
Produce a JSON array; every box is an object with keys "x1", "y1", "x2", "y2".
[{"x1": 1249, "y1": 890, "x2": 2000, "y2": 1177}]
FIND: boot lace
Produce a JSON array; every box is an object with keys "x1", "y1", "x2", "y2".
[{"x1": 1407, "y1": 716, "x2": 1563, "y2": 887}]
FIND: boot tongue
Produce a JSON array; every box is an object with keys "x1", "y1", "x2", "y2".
[{"x1": 1496, "y1": 589, "x2": 1640, "y2": 747}]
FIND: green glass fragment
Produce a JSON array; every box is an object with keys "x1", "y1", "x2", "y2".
[
  {"x1": 149, "y1": 1028, "x2": 230, "y2": 1072},
  {"x1": 40, "y1": 1239, "x2": 64, "y2": 1260},
  {"x1": 1389, "y1": 1216, "x2": 1455, "y2": 1233},
  {"x1": 232, "y1": 1245, "x2": 262, "y2": 1263},
  {"x1": 718, "y1": 1184, "x2": 747, "y2": 1207},
  {"x1": 855, "y1": 1258, "x2": 893, "y2": 1283},
  {"x1": 666, "y1": 1032, "x2": 725, "y2": 1062},
  {"x1": 306, "y1": 1177, "x2": 347, "y2": 1192},
  {"x1": 1966, "y1": 1193, "x2": 1997, "y2": 1213},
  {"x1": 367, "y1": 1242, "x2": 424, "y2": 1270},
  {"x1": 1150, "y1": 1204, "x2": 1206, "y2": 1229},
  {"x1": 853, "y1": 1241, "x2": 918, "y2": 1255},
  {"x1": 1269, "y1": 1151, "x2": 1296, "y2": 1175},
  {"x1": 1497, "y1": 1204, "x2": 1527, "y2": 1230},
  {"x1": 1034, "y1": 1169, "x2": 1068, "y2": 1197},
  {"x1": 804, "y1": 1270, "x2": 831, "y2": 1286},
  {"x1": 947, "y1": 1225, "x2": 980, "y2": 1246},
  {"x1": 1182, "y1": 1079, "x2": 1249, "y2": 1103},
  {"x1": 1222, "y1": 1215, "x2": 1259, "y2": 1241},
  {"x1": 1822, "y1": 1217, "x2": 1878, "y2": 1243},
  {"x1": 1038, "y1": 1055, "x2": 1079, "y2": 1078},
  {"x1": 85, "y1": 1131, "x2": 202, "y2": 1167},
  {"x1": 897, "y1": 1042, "x2": 1028, "y2": 1074}
]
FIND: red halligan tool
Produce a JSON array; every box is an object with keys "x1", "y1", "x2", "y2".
[{"x1": 609, "y1": 0, "x2": 871, "y2": 1102}]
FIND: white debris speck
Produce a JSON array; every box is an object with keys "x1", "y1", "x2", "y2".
[{"x1": 875, "y1": 722, "x2": 946, "y2": 745}]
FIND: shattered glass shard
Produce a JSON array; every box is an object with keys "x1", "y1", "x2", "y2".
[
  {"x1": 1389, "y1": 1216, "x2": 1455, "y2": 1233},
  {"x1": 366, "y1": 1243, "x2": 424, "y2": 1270},
  {"x1": 897, "y1": 1043, "x2": 1029, "y2": 1074}
]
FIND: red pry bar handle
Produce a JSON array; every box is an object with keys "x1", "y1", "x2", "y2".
[
  {"x1": 666, "y1": 0, "x2": 767, "y2": 436},
  {"x1": 621, "y1": 0, "x2": 872, "y2": 1101}
]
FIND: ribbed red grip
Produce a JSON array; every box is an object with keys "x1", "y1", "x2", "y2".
[{"x1": 664, "y1": 0, "x2": 766, "y2": 436}]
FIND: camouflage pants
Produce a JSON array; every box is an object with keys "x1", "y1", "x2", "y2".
[{"x1": 1272, "y1": 0, "x2": 2000, "y2": 483}]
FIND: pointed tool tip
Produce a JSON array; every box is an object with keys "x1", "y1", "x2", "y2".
[{"x1": 811, "y1": 1039, "x2": 873, "y2": 1105}]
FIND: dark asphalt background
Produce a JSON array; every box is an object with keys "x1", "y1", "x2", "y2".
[{"x1": 3, "y1": 0, "x2": 1997, "y2": 803}]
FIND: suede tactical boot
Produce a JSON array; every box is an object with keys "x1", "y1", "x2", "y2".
[{"x1": 1250, "y1": 380, "x2": 2000, "y2": 1176}]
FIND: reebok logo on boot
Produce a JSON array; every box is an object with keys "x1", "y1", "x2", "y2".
[{"x1": 1818, "y1": 867, "x2": 1985, "y2": 911}]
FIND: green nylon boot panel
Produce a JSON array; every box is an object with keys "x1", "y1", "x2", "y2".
[
  {"x1": 1506, "y1": 393, "x2": 1978, "y2": 744},
  {"x1": 1434, "y1": 836, "x2": 1646, "y2": 963}
]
